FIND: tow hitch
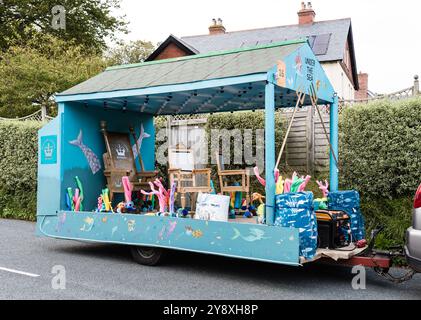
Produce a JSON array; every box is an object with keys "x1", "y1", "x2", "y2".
[
  {"x1": 361, "y1": 227, "x2": 417, "y2": 284},
  {"x1": 371, "y1": 248, "x2": 416, "y2": 284}
]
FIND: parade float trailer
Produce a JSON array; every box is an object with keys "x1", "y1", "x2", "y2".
[{"x1": 36, "y1": 39, "x2": 419, "y2": 280}]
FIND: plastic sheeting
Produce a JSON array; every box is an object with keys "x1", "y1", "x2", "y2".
[
  {"x1": 328, "y1": 191, "x2": 366, "y2": 241},
  {"x1": 275, "y1": 192, "x2": 318, "y2": 260}
]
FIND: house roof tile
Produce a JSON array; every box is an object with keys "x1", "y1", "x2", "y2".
[{"x1": 180, "y1": 18, "x2": 352, "y2": 63}]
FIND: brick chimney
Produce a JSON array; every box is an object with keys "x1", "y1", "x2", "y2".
[
  {"x1": 209, "y1": 18, "x2": 226, "y2": 35},
  {"x1": 298, "y1": 2, "x2": 316, "y2": 25},
  {"x1": 355, "y1": 72, "x2": 369, "y2": 100}
]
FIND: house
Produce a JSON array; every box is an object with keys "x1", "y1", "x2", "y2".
[{"x1": 146, "y1": 2, "x2": 368, "y2": 101}]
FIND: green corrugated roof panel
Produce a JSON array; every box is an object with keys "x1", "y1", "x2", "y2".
[{"x1": 58, "y1": 39, "x2": 306, "y2": 96}]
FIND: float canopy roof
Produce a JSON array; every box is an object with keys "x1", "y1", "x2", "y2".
[{"x1": 56, "y1": 39, "x2": 334, "y2": 115}]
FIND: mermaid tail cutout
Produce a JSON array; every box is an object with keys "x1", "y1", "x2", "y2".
[{"x1": 69, "y1": 130, "x2": 102, "y2": 175}]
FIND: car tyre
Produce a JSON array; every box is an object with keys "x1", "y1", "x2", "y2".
[{"x1": 130, "y1": 246, "x2": 165, "y2": 266}]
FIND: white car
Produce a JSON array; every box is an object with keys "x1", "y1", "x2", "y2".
[{"x1": 405, "y1": 184, "x2": 421, "y2": 272}]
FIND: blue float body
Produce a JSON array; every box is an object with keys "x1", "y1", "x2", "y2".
[
  {"x1": 35, "y1": 40, "x2": 343, "y2": 267},
  {"x1": 328, "y1": 191, "x2": 366, "y2": 241},
  {"x1": 37, "y1": 212, "x2": 300, "y2": 266},
  {"x1": 275, "y1": 192, "x2": 318, "y2": 260}
]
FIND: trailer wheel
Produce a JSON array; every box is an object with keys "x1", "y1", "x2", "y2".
[{"x1": 130, "y1": 246, "x2": 165, "y2": 266}]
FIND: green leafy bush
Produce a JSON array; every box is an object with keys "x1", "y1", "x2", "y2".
[
  {"x1": 0, "y1": 119, "x2": 168, "y2": 221},
  {"x1": 0, "y1": 121, "x2": 43, "y2": 221},
  {"x1": 339, "y1": 98, "x2": 420, "y2": 251},
  {"x1": 361, "y1": 197, "x2": 412, "y2": 245},
  {"x1": 154, "y1": 116, "x2": 169, "y2": 182},
  {"x1": 206, "y1": 111, "x2": 285, "y2": 195},
  {"x1": 339, "y1": 98, "x2": 421, "y2": 198}
]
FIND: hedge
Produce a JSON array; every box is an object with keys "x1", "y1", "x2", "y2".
[
  {"x1": 0, "y1": 121, "x2": 42, "y2": 221},
  {"x1": 206, "y1": 111, "x2": 285, "y2": 195},
  {"x1": 155, "y1": 111, "x2": 286, "y2": 195},
  {"x1": 339, "y1": 97, "x2": 421, "y2": 198},
  {"x1": 339, "y1": 97, "x2": 421, "y2": 250}
]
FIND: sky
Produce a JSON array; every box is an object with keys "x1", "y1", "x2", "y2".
[{"x1": 114, "y1": 0, "x2": 421, "y2": 94}]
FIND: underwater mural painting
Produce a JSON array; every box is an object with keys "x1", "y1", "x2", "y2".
[{"x1": 38, "y1": 213, "x2": 300, "y2": 266}]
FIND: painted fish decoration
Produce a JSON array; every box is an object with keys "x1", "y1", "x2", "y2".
[
  {"x1": 80, "y1": 217, "x2": 94, "y2": 232},
  {"x1": 127, "y1": 220, "x2": 136, "y2": 232},
  {"x1": 185, "y1": 227, "x2": 193, "y2": 237},
  {"x1": 69, "y1": 130, "x2": 102, "y2": 175},
  {"x1": 185, "y1": 227, "x2": 203, "y2": 238},
  {"x1": 132, "y1": 124, "x2": 151, "y2": 159},
  {"x1": 231, "y1": 228, "x2": 268, "y2": 242},
  {"x1": 192, "y1": 230, "x2": 203, "y2": 238}
]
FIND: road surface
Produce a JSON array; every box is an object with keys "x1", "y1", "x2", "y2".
[{"x1": 0, "y1": 218, "x2": 420, "y2": 300}]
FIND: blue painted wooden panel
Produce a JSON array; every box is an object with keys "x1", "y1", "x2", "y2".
[
  {"x1": 37, "y1": 115, "x2": 62, "y2": 216},
  {"x1": 265, "y1": 81, "x2": 276, "y2": 225},
  {"x1": 279, "y1": 43, "x2": 335, "y2": 103},
  {"x1": 60, "y1": 102, "x2": 155, "y2": 211},
  {"x1": 37, "y1": 212, "x2": 300, "y2": 266}
]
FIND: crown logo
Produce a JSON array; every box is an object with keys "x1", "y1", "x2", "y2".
[
  {"x1": 44, "y1": 143, "x2": 54, "y2": 158},
  {"x1": 116, "y1": 144, "x2": 126, "y2": 158}
]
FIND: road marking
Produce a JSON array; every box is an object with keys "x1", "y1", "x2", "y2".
[{"x1": 0, "y1": 266, "x2": 40, "y2": 278}]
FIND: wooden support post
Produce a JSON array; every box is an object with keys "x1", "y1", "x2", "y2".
[
  {"x1": 41, "y1": 105, "x2": 47, "y2": 121},
  {"x1": 130, "y1": 125, "x2": 145, "y2": 172},
  {"x1": 100, "y1": 121, "x2": 115, "y2": 168}
]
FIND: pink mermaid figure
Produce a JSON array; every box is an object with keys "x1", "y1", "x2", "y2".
[
  {"x1": 122, "y1": 176, "x2": 133, "y2": 203},
  {"x1": 298, "y1": 175, "x2": 312, "y2": 192},
  {"x1": 153, "y1": 179, "x2": 171, "y2": 210},
  {"x1": 284, "y1": 172, "x2": 297, "y2": 194},
  {"x1": 153, "y1": 179, "x2": 170, "y2": 201},
  {"x1": 254, "y1": 167, "x2": 284, "y2": 191},
  {"x1": 254, "y1": 167, "x2": 266, "y2": 187},
  {"x1": 284, "y1": 179, "x2": 292, "y2": 193},
  {"x1": 316, "y1": 180, "x2": 330, "y2": 198},
  {"x1": 73, "y1": 188, "x2": 81, "y2": 211},
  {"x1": 291, "y1": 171, "x2": 298, "y2": 183},
  {"x1": 97, "y1": 197, "x2": 103, "y2": 212},
  {"x1": 142, "y1": 182, "x2": 168, "y2": 213}
]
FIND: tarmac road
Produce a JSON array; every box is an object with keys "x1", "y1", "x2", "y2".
[{"x1": 0, "y1": 218, "x2": 420, "y2": 300}]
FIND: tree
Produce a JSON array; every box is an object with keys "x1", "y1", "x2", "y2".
[
  {"x1": 0, "y1": 0, "x2": 128, "y2": 53},
  {"x1": 0, "y1": 35, "x2": 107, "y2": 117},
  {"x1": 106, "y1": 40, "x2": 156, "y2": 65}
]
